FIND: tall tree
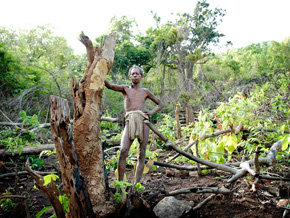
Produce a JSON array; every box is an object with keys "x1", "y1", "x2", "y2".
[{"x1": 173, "y1": 0, "x2": 225, "y2": 123}]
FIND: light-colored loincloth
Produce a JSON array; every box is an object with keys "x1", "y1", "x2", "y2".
[{"x1": 125, "y1": 110, "x2": 149, "y2": 142}]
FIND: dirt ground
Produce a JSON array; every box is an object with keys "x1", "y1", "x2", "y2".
[{"x1": 0, "y1": 151, "x2": 289, "y2": 218}]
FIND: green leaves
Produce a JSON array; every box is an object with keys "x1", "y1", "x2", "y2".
[
  {"x1": 281, "y1": 134, "x2": 290, "y2": 151},
  {"x1": 135, "y1": 183, "x2": 145, "y2": 192},
  {"x1": 43, "y1": 174, "x2": 59, "y2": 186},
  {"x1": 218, "y1": 134, "x2": 239, "y2": 161}
]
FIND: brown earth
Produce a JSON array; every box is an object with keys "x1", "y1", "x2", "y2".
[{"x1": 0, "y1": 151, "x2": 289, "y2": 218}]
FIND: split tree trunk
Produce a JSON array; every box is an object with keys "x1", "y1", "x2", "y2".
[
  {"x1": 50, "y1": 96, "x2": 95, "y2": 217},
  {"x1": 49, "y1": 32, "x2": 116, "y2": 217},
  {"x1": 69, "y1": 32, "x2": 116, "y2": 216}
]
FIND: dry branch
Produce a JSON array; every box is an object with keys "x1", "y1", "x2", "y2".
[
  {"x1": 150, "y1": 160, "x2": 212, "y2": 171},
  {"x1": 258, "y1": 175, "x2": 290, "y2": 181},
  {"x1": 0, "y1": 117, "x2": 118, "y2": 129},
  {"x1": 145, "y1": 120, "x2": 284, "y2": 183},
  {"x1": 0, "y1": 170, "x2": 57, "y2": 179},
  {"x1": 167, "y1": 140, "x2": 197, "y2": 162},
  {"x1": 167, "y1": 187, "x2": 231, "y2": 196},
  {"x1": 145, "y1": 120, "x2": 238, "y2": 175},
  {"x1": 191, "y1": 194, "x2": 216, "y2": 212},
  {"x1": 25, "y1": 160, "x2": 65, "y2": 218}
]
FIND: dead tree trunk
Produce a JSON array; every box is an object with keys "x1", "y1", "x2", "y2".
[
  {"x1": 46, "y1": 32, "x2": 117, "y2": 217},
  {"x1": 50, "y1": 96, "x2": 95, "y2": 217},
  {"x1": 69, "y1": 32, "x2": 117, "y2": 216}
]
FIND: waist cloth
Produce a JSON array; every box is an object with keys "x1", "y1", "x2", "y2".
[{"x1": 125, "y1": 110, "x2": 149, "y2": 142}]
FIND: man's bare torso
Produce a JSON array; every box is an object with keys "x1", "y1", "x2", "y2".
[{"x1": 123, "y1": 87, "x2": 148, "y2": 112}]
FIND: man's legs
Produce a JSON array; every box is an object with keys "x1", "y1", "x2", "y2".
[
  {"x1": 135, "y1": 124, "x2": 149, "y2": 184},
  {"x1": 118, "y1": 125, "x2": 133, "y2": 181}
]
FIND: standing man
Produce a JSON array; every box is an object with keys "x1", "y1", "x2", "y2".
[{"x1": 105, "y1": 66, "x2": 163, "y2": 183}]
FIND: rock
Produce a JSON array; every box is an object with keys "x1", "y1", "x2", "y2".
[{"x1": 153, "y1": 196, "x2": 192, "y2": 218}]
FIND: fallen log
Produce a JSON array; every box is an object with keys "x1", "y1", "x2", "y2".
[
  {"x1": 0, "y1": 144, "x2": 55, "y2": 158},
  {"x1": 0, "y1": 116, "x2": 119, "y2": 131},
  {"x1": 0, "y1": 170, "x2": 57, "y2": 179},
  {"x1": 0, "y1": 139, "x2": 120, "y2": 158}
]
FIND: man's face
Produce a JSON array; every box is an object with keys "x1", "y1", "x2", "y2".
[{"x1": 129, "y1": 68, "x2": 142, "y2": 84}]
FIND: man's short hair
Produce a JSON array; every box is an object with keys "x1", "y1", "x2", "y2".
[{"x1": 128, "y1": 66, "x2": 143, "y2": 76}]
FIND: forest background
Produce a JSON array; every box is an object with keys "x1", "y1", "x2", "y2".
[{"x1": 0, "y1": 0, "x2": 289, "y2": 217}]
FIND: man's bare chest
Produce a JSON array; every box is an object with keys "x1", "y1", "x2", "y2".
[{"x1": 124, "y1": 88, "x2": 147, "y2": 101}]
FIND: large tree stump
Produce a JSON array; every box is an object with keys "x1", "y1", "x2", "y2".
[{"x1": 50, "y1": 96, "x2": 95, "y2": 217}]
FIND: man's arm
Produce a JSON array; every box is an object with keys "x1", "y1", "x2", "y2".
[
  {"x1": 145, "y1": 89, "x2": 164, "y2": 116},
  {"x1": 105, "y1": 79, "x2": 127, "y2": 92}
]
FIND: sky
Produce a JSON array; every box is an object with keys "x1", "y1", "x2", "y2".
[{"x1": 1, "y1": 0, "x2": 289, "y2": 54}]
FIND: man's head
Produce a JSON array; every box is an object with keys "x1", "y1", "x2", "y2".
[
  {"x1": 128, "y1": 66, "x2": 143, "y2": 77},
  {"x1": 128, "y1": 66, "x2": 143, "y2": 84}
]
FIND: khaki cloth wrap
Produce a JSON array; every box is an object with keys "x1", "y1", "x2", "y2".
[{"x1": 125, "y1": 110, "x2": 149, "y2": 142}]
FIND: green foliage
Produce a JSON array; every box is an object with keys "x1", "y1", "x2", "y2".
[
  {"x1": 183, "y1": 79, "x2": 289, "y2": 164},
  {"x1": 58, "y1": 194, "x2": 69, "y2": 214},
  {"x1": 43, "y1": 174, "x2": 59, "y2": 186},
  {"x1": 36, "y1": 205, "x2": 53, "y2": 218},
  {"x1": 25, "y1": 155, "x2": 45, "y2": 170},
  {"x1": 0, "y1": 111, "x2": 43, "y2": 155},
  {"x1": 19, "y1": 110, "x2": 39, "y2": 127},
  {"x1": 135, "y1": 183, "x2": 145, "y2": 192},
  {"x1": 112, "y1": 180, "x2": 132, "y2": 203},
  {"x1": 0, "y1": 25, "x2": 84, "y2": 120},
  {"x1": 0, "y1": 191, "x2": 16, "y2": 213},
  {"x1": 156, "y1": 114, "x2": 176, "y2": 149}
]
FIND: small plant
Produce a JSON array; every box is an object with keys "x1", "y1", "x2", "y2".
[
  {"x1": 20, "y1": 155, "x2": 45, "y2": 170},
  {"x1": 0, "y1": 191, "x2": 16, "y2": 213},
  {"x1": 135, "y1": 183, "x2": 145, "y2": 192},
  {"x1": 112, "y1": 180, "x2": 132, "y2": 203}
]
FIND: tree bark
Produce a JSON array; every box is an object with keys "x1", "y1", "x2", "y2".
[
  {"x1": 50, "y1": 95, "x2": 95, "y2": 217},
  {"x1": 70, "y1": 32, "x2": 116, "y2": 216}
]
